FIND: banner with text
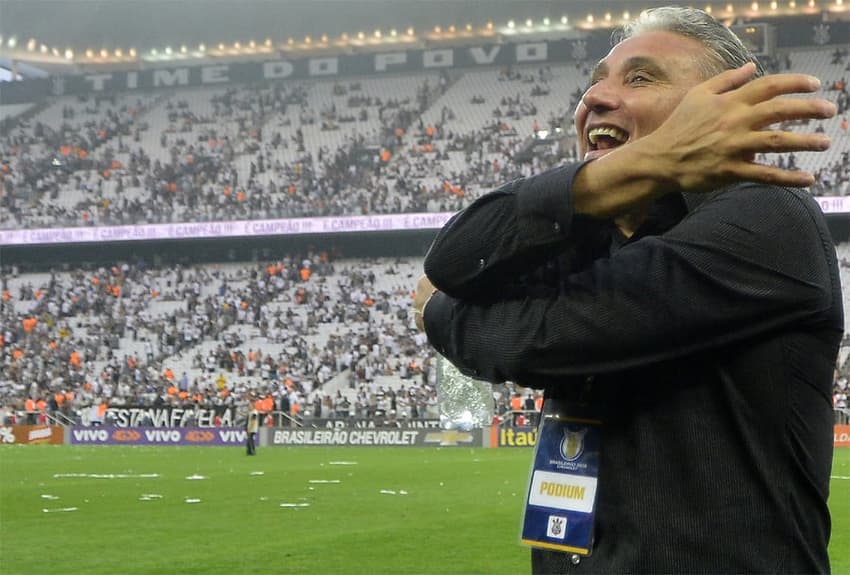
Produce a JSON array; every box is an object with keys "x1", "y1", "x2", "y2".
[
  {"x1": 105, "y1": 406, "x2": 235, "y2": 428},
  {"x1": 836, "y1": 425, "x2": 850, "y2": 448},
  {"x1": 69, "y1": 426, "x2": 250, "y2": 446},
  {"x1": 271, "y1": 426, "x2": 481, "y2": 447},
  {"x1": 0, "y1": 425, "x2": 65, "y2": 445}
]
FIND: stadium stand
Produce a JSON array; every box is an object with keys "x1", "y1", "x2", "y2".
[{"x1": 1, "y1": 43, "x2": 849, "y2": 427}]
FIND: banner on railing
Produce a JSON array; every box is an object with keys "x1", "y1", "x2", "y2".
[
  {"x1": 69, "y1": 426, "x2": 249, "y2": 446},
  {"x1": 0, "y1": 425, "x2": 65, "y2": 445},
  {"x1": 836, "y1": 425, "x2": 850, "y2": 447},
  {"x1": 270, "y1": 426, "x2": 481, "y2": 447},
  {"x1": 105, "y1": 406, "x2": 235, "y2": 428}
]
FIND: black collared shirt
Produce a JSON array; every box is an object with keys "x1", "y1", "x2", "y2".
[{"x1": 423, "y1": 162, "x2": 843, "y2": 574}]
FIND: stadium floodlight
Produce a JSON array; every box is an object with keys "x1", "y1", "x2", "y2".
[
  {"x1": 726, "y1": 3, "x2": 734, "y2": 12},
  {"x1": 357, "y1": 31, "x2": 365, "y2": 40},
  {"x1": 448, "y1": 25, "x2": 456, "y2": 33},
  {"x1": 543, "y1": 17, "x2": 550, "y2": 26},
  {"x1": 198, "y1": 43, "x2": 206, "y2": 52},
  {"x1": 129, "y1": 48, "x2": 136, "y2": 57},
  {"x1": 64, "y1": 49, "x2": 73, "y2": 60},
  {"x1": 248, "y1": 40, "x2": 255, "y2": 49},
  {"x1": 752, "y1": 1, "x2": 760, "y2": 11},
  {"x1": 115, "y1": 48, "x2": 122, "y2": 57},
  {"x1": 789, "y1": 0, "x2": 796, "y2": 7},
  {"x1": 561, "y1": 15, "x2": 568, "y2": 24},
  {"x1": 26, "y1": 38, "x2": 36, "y2": 51},
  {"x1": 465, "y1": 23, "x2": 472, "y2": 32},
  {"x1": 486, "y1": 21, "x2": 494, "y2": 30},
  {"x1": 40, "y1": 44, "x2": 48, "y2": 54},
  {"x1": 525, "y1": 18, "x2": 533, "y2": 27},
  {"x1": 406, "y1": 27, "x2": 414, "y2": 36},
  {"x1": 507, "y1": 19, "x2": 515, "y2": 29},
  {"x1": 390, "y1": 29, "x2": 397, "y2": 37},
  {"x1": 304, "y1": 36, "x2": 312, "y2": 44},
  {"x1": 374, "y1": 29, "x2": 382, "y2": 38},
  {"x1": 180, "y1": 45, "x2": 188, "y2": 53},
  {"x1": 320, "y1": 34, "x2": 328, "y2": 43},
  {"x1": 8, "y1": 37, "x2": 17, "y2": 48},
  {"x1": 586, "y1": 13, "x2": 595, "y2": 23},
  {"x1": 705, "y1": 4, "x2": 713, "y2": 13},
  {"x1": 809, "y1": 0, "x2": 815, "y2": 6},
  {"x1": 264, "y1": 38, "x2": 272, "y2": 47},
  {"x1": 434, "y1": 25, "x2": 441, "y2": 34},
  {"x1": 623, "y1": 11, "x2": 631, "y2": 20},
  {"x1": 605, "y1": 12, "x2": 612, "y2": 21}
]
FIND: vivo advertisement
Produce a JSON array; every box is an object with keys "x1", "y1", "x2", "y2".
[{"x1": 69, "y1": 427, "x2": 251, "y2": 446}]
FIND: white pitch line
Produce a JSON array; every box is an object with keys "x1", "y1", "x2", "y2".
[{"x1": 53, "y1": 473, "x2": 161, "y2": 479}]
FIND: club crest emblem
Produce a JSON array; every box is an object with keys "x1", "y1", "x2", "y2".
[
  {"x1": 547, "y1": 515, "x2": 567, "y2": 539},
  {"x1": 560, "y1": 427, "x2": 587, "y2": 462}
]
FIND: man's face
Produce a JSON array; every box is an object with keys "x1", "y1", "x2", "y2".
[{"x1": 575, "y1": 30, "x2": 711, "y2": 161}]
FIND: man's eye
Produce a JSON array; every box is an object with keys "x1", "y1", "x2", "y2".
[{"x1": 628, "y1": 73, "x2": 650, "y2": 84}]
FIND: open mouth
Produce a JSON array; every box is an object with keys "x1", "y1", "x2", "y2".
[{"x1": 587, "y1": 125, "x2": 629, "y2": 152}]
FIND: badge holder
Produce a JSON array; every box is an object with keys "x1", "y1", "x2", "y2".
[{"x1": 520, "y1": 398, "x2": 600, "y2": 555}]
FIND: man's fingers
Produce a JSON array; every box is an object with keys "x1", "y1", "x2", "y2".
[
  {"x1": 735, "y1": 130, "x2": 831, "y2": 154},
  {"x1": 702, "y1": 62, "x2": 758, "y2": 94},
  {"x1": 748, "y1": 98, "x2": 837, "y2": 129},
  {"x1": 734, "y1": 72, "x2": 823, "y2": 104},
  {"x1": 732, "y1": 161, "x2": 816, "y2": 188}
]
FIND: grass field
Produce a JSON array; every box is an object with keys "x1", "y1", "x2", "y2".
[{"x1": 0, "y1": 445, "x2": 848, "y2": 575}]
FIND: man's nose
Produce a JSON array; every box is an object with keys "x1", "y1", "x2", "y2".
[{"x1": 581, "y1": 80, "x2": 620, "y2": 113}]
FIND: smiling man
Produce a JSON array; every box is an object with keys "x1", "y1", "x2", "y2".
[{"x1": 413, "y1": 6, "x2": 842, "y2": 574}]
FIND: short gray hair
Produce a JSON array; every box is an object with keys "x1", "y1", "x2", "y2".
[{"x1": 615, "y1": 6, "x2": 765, "y2": 79}]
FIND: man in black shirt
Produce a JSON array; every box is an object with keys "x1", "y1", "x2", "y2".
[{"x1": 414, "y1": 7, "x2": 842, "y2": 574}]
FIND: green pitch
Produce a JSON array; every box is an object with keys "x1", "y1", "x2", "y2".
[{"x1": 0, "y1": 445, "x2": 848, "y2": 575}]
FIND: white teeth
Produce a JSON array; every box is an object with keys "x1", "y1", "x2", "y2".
[{"x1": 587, "y1": 126, "x2": 628, "y2": 145}]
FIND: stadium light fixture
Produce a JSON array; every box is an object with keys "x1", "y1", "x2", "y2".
[
  {"x1": 115, "y1": 48, "x2": 123, "y2": 57},
  {"x1": 100, "y1": 48, "x2": 108, "y2": 58},
  {"x1": 287, "y1": 37, "x2": 295, "y2": 46},
  {"x1": 52, "y1": 47, "x2": 60, "y2": 56},
  {"x1": 198, "y1": 43, "x2": 206, "y2": 52},
  {"x1": 129, "y1": 47, "x2": 136, "y2": 57},
  {"x1": 726, "y1": 3, "x2": 734, "y2": 12},
  {"x1": 357, "y1": 31, "x2": 365, "y2": 40},
  {"x1": 374, "y1": 29, "x2": 382, "y2": 38},
  {"x1": 305, "y1": 36, "x2": 312, "y2": 44},
  {"x1": 586, "y1": 13, "x2": 595, "y2": 23},
  {"x1": 180, "y1": 45, "x2": 188, "y2": 53},
  {"x1": 770, "y1": 0, "x2": 777, "y2": 8},
  {"x1": 605, "y1": 12, "x2": 612, "y2": 21},
  {"x1": 264, "y1": 38, "x2": 272, "y2": 47},
  {"x1": 434, "y1": 25, "x2": 441, "y2": 34},
  {"x1": 85, "y1": 48, "x2": 94, "y2": 58},
  {"x1": 561, "y1": 15, "x2": 568, "y2": 24},
  {"x1": 40, "y1": 44, "x2": 48, "y2": 54},
  {"x1": 623, "y1": 11, "x2": 630, "y2": 20},
  {"x1": 486, "y1": 21, "x2": 494, "y2": 30},
  {"x1": 752, "y1": 1, "x2": 759, "y2": 10},
  {"x1": 507, "y1": 20, "x2": 515, "y2": 29},
  {"x1": 64, "y1": 49, "x2": 73, "y2": 60},
  {"x1": 543, "y1": 17, "x2": 550, "y2": 26},
  {"x1": 808, "y1": 0, "x2": 815, "y2": 6},
  {"x1": 525, "y1": 18, "x2": 533, "y2": 27},
  {"x1": 407, "y1": 27, "x2": 415, "y2": 36},
  {"x1": 151, "y1": 48, "x2": 159, "y2": 56},
  {"x1": 321, "y1": 34, "x2": 329, "y2": 43},
  {"x1": 390, "y1": 28, "x2": 398, "y2": 37},
  {"x1": 26, "y1": 38, "x2": 36, "y2": 51},
  {"x1": 7, "y1": 37, "x2": 17, "y2": 48}
]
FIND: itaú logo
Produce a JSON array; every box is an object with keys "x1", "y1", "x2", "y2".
[
  {"x1": 112, "y1": 429, "x2": 141, "y2": 442},
  {"x1": 185, "y1": 430, "x2": 216, "y2": 443}
]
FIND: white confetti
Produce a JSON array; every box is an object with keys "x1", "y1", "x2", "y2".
[
  {"x1": 380, "y1": 489, "x2": 397, "y2": 495},
  {"x1": 249, "y1": 471, "x2": 265, "y2": 476},
  {"x1": 280, "y1": 503, "x2": 310, "y2": 508},
  {"x1": 185, "y1": 475, "x2": 207, "y2": 480},
  {"x1": 40, "y1": 494, "x2": 60, "y2": 500},
  {"x1": 184, "y1": 498, "x2": 201, "y2": 504},
  {"x1": 328, "y1": 461, "x2": 358, "y2": 466},
  {"x1": 308, "y1": 479, "x2": 340, "y2": 484},
  {"x1": 42, "y1": 507, "x2": 78, "y2": 513},
  {"x1": 831, "y1": 475, "x2": 850, "y2": 480}
]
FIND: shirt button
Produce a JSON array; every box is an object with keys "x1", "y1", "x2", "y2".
[
  {"x1": 585, "y1": 376, "x2": 595, "y2": 384},
  {"x1": 570, "y1": 554, "x2": 581, "y2": 565},
  {"x1": 478, "y1": 258, "x2": 486, "y2": 268},
  {"x1": 553, "y1": 222, "x2": 561, "y2": 233}
]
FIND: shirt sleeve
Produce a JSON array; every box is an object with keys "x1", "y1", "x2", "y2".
[
  {"x1": 424, "y1": 161, "x2": 591, "y2": 301},
  {"x1": 423, "y1": 182, "x2": 841, "y2": 386}
]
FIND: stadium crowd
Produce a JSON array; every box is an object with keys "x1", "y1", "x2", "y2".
[{"x1": 1, "y1": 51, "x2": 849, "y2": 427}]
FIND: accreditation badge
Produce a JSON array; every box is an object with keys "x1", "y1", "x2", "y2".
[{"x1": 520, "y1": 399, "x2": 600, "y2": 556}]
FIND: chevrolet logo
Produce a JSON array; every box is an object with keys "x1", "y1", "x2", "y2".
[{"x1": 424, "y1": 430, "x2": 473, "y2": 446}]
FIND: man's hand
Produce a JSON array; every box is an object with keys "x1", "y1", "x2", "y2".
[
  {"x1": 646, "y1": 62, "x2": 836, "y2": 191},
  {"x1": 413, "y1": 275, "x2": 437, "y2": 332},
  {"x1": 573, "y1": 63, "x2": 837, "y2": 218}
]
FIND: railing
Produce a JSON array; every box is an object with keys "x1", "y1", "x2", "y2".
[
  {"x1": 835, "y1": 408, "x2": 850, "y2": 425},
  {"x1": 44, "y1": 411, "x2": 76, "y2": 426}
]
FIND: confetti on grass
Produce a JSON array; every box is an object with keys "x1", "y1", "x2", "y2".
[
  {"x1": 42, "y1": 507, "x2": 78, "y2": 513},
  {"x1": 249, "y1": 471, "x2": 265, "y2": 476},
  {"x1": 328, "y1": 461, "x2": 358, "y2": 466},
  {"x1": 139, "y1": 494, "x2": 163, "y2": 501},
  {"x1": 280, "y1": 503, "x2": 311, "y2": 508},
  {"x1": 184, "y1": 498, "x2": 201, "y2": 504},
  {"x1": 308, "y1": 479, "x2": 340, "y2": 484},
  {"x1": 185, "y1": 474, "x2": 207, "y2": 480},
  {"x1": 379, "y1": 490, "x2": 409, "y2": 496},
  {"x1": 40, "y1": 494, "x2": 60, "y2": 500}
]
